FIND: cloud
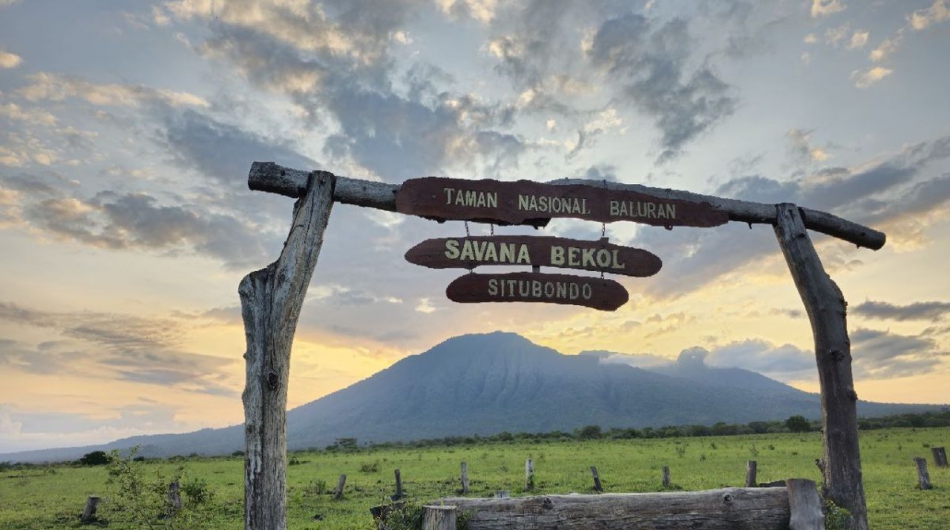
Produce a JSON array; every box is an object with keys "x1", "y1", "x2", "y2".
[
  {"x1": 583, "y1": 350, "x2": 671, "y2": 369},
  {"x1": 19, "y1": 72, "x2": 208, "y2": 109},
  {"x1": 848, "y1": 30, "x2": 869, "y2": 49},
  {"x1": 437, "y1": 0, "x2": 498, "y2": 23},
  {"x1": 811, "y1": 0, "x2": 846, "y2": 18},
  {"x1": 869, "y1": 32, "x2": 903, "y2": 62},
  {"x1": 639, "y1": 134, "x2": 950, "y2": 299},
  {"x1": 853, "y1": 300, "x2": 950, "y2": 322},
  {"x1": 705, "y1": 340, "x2": 815, "y2": 380},
  {"x1": 586, "y1": 15, "x2": 736, "y2": 163},
  {"x1": 850, "y1": 328, "x2": 947, "y2": 378},
  {"x1": 787, "y1": 128, "x2": 831, "y2": 163},
  {"x1": 0, "y1": 47, "x2": 22, "y2": 69},
  {"x1": 851, "y1": 67, "x2": 893, "y2": 88},
  {"x1": 909, "y1": 0, "x2": 949, "y2": 30},
  {"x1": 0, "y1": 303, "x2": 238, "y2": 396}
]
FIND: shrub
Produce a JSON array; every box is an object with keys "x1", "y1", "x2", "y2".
[
  {"x1": 78, "y1": 451, "x2": 110, "y2": 466},
  {"x1": 786, "y1": 415, "x2": 811, "y2": 433}
]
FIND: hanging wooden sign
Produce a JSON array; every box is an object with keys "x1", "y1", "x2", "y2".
[
  {"x1": 446, "y1": 272, "x2": 629, "y2": 311},
  {"x1": 405, "y1": 236, "x2": 662, "y2": 277},
  {"x1": 395, "y1": 177, "x2": 729, "y2": 228}
]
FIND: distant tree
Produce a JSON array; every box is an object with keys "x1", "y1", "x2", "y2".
[
  {"x1": 785, "y1": 415, "x2": 811, "y2": 433},
  {"x1": 577, "y1": 425, "x2": 602, "y2": 440},
  {"x1": 78, "y1": 450, "x2": 111, "y2": 466}
]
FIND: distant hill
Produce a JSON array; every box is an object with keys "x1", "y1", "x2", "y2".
[{"x1": 2, "y1": 332, "x2": 941, "y2": 463}]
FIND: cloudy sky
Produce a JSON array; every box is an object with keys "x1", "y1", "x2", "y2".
[{"x1": 1, "y1": 0, "x2": 949, "y2": 453}]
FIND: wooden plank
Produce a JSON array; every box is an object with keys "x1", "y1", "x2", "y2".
[
  {"x1": 787, "y1": 479, "x2": 825, "y2": 530},
  {"x1": 405, "y1": 236, "x2": 661, "y2": 277},
  {"x1": 249, "y1": 162, "x2": 887, "y2": 250},
  {"x1": 437, "y1": 487, "x2": 791, "y2": 530},
  {"x1": 446, "y1": 272, "x2": 629, "y2": 311},
  {"x1": 395, "y1": 177, "x2": 729, "y2": 228}
]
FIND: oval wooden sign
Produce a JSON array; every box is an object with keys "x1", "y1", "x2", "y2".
[
  {"x1": 446, "y1": 272, "x2": 630, "y2": 311},
  {"x1": 395, "y1": 177, "x2": 728, "y2": 228},
  {"x1": 406, "y1": 236, "x2": 661, "y2": 277}
]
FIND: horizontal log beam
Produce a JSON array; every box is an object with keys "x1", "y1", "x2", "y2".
[
  {"x1": 248, "y1": 161, "x2": 886, "y2": 250},
  {"x1": 436, "y1": 487, "x2": 793, "y2": 530}
]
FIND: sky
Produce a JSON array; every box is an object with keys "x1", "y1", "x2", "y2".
[{"x1": 0, "y1": 0, "x2": 949, "y2": 453}]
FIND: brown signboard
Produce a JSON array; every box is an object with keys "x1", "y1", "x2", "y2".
[
  {"x1": 406, "y1": 236, "x2": 661, "y2": 277},
  {"x1": 395, "y1": 177, "x2": 728, "y2": 228},
  {"x1": 446, "y1": 272, "x2": 629, "y2": 311}
]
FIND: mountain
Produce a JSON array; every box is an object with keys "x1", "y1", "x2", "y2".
[{"x1": 1, "y1": 332, "x2": 941, "y2": 463}]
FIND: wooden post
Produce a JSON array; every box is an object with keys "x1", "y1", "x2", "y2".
[
  {"x1": 915, "y1": 458, "x2": 932, "y2": 490},
  {"x1": 394, "y1": 469, "x2": 403, "y2": 500},
  {"x1": 334, "y1": 474, "x2": 347, "y2": 499},
  {"x1": 423, "y1": 505, "x2": 457, "y2": 530},
  {"x1": 932, "y1": 447, "x2": 948, "y2": 468},
  {"x1": 240, "y1": 171, "x2": 335, "y2": 530},
  {"x1": 80, "y1": 496, "x2": 100, "y2": 524},
  {"x1": 461, "y1": 462, "x2": 470, "y2": 494},
  {"x1": 662, "y1": 466, "x2": 671, "y2": 488},
  {"x1": 591, "y1": 466, "x2": 603, "y2": 492},
  {"x1": 494, "y1": 490, "x2": 510, "y2": 498},
  {"x1": 168, "y1": 480, "x2": 181, "y2": 517},
  {"x1": 787, "y1": 479, "x2": 825, "y2": 530},
  {"x1": 746, "y1": 461, "x2": 758, "y2": 488},
  {"x1": 525, "y1": 458, "x2": 534, "y2": 491},
  {"x1": 774, "y1": 204, "x2": 868, "y2": 530}
]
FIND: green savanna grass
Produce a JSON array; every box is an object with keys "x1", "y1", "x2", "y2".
[{"x1": 1, "y1": 427, "x2": 948, "y2": 529}]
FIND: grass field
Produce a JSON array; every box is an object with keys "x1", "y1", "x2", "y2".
[{"x1": 1, "y1": 427, "x2": 948, "y2": 529}]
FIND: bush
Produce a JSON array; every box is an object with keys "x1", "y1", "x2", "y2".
[
  {"x1": 786, "y1": 415, "x2": 811, "y2": 433},
  {"x1": 78, "y1": 451, "x2": 111, "y2": 466}
]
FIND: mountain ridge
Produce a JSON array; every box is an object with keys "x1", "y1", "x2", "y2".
[{"x1": 2, "y1": 331, "x2": 942, "y2": 463}]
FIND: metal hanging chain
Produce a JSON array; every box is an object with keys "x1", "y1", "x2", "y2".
[
  {"x1": 465, "y1": 221, "x2": 470, "y2": 237},
  {"x1": 490, "y1": 223, "x2": 494, "y2": 236},
  {"x1": 601, "y1": 179, "x2": 608, "y2": 278}
]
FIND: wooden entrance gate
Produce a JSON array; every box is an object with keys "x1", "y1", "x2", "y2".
[{"x1": 240, "y1": 161, "x2": 885, "y2": 530}]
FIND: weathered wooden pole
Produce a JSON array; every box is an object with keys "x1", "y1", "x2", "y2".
[
  {"x1": 914, "y1": 457, "x2": 932, "y2": 490},
  {"x1": 80, "y1": 496, "x2": 100, "y2": 524},
  {"x1": 240, "y1": 171, "x2": 335, "y2": 530},
  {"x1": 774, "y1": 204, "x2": 867, "y2": 530},
  {"x1": 745, "y1": 461, "x2": 757, "y2": 488},
  {"x1": 394, "y1": 469, "x2": 404, "y2": 500},
  {"x1": 932, "y1": 447, "x2": 948, "y2": 467},
  {"x1": 168, "y1": 480, "x2": 182, "y2": 517},
  {"x1": 591, "y1": 466, "x2": 603, "y2": 492},
  {"x1": 525, "y1": 459, "x2": 535, "y2": 491},
  {"x1": 460, "y1": 462, "x2": 470, "y2": 494},
  {"x1": 662, "y1": 466, "x2": 671, "y2": 488},
  {"x1": 423, "y1": 505, "x2": 457, "y2": 530},
  {"x1": 334, "y1": 473, "x2": 348, "y2": 500}
]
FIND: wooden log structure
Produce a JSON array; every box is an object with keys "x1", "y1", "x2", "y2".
[
  {"x1": 240, "y1": 170, "x2": 335, "y2": 530},
  {"x1": 244, "y1": 163, "x2": 887, "y2": 530},
  {"x1": 774, "y1": 204, "x2": 867, "y2": 530},
  {"x1": 248, "y1": 162, "x2": 885, "y2": 250},
  {"x1": 430, "y1": 484, "x2": 828, "y2": 530},
  {"x1": 424, "y1": 505, "x2": 457, "y2": 530}
]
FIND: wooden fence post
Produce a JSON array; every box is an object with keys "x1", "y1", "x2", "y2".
[
  {"x1": 334, "y1": 474, "x2": 348, "y2": 500},
  {"x1": 241, "y1": 171, "x2": 335, "y2": 530},
  {"x1": 423, "y1": 505, "x2": 457, "y2": 530},
  {"x1": 932, "y1": 447, "x2": 948, "y2": 468},
  {"x1": 168, "y1": 480, "x2": 181, "y2": 517},
  {"x1": 662, "y1": 466, "x2": 671, "y2": 488},
  {"x1": 787, "y1": 479, "x2": 825, "y2": 530},
  {"x1": 80, "y1": 496, "x2": 100, "y2": 524},
  {"x1": 525, "y1": 459, "x2": 534, "y2": 491},
  {"x1": 746, "y1": 461, "x2": 758, "y2": 488},
  {"x1": 774, "y1": 204, "x2": 868, "y2": 530},
  {"x1": 915, "y1": 458, "x2": 932, "y2": 490},
  {"x1": 590, "y1": 466, "x2": 603, "y2": 492},
  {"x1": 460, "y1": 462, "x2": 470, "y2": 494},
  {"x1": 394, "y1": 469, "x2": 403, "y2": 500}
]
